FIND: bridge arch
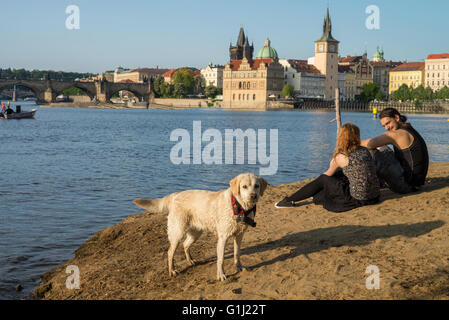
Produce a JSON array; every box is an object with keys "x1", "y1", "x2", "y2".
[
  {"x1": 0, "y1": 83, "x2": 40, "y2": 100},
  {"x1": 53, "y1": 83, "x2": 96, "y2": 101},
  {"x1": 108, "y1": 88, "x2": 146, "y2": 102}
]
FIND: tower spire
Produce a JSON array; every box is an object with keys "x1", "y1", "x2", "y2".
[{"x1": 317, "y1": 6, "x2": 337, "y2": 42}]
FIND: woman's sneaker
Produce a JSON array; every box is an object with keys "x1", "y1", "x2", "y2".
[{"x1": 274, "y1": 199, "x2": 297, "y2": 208}]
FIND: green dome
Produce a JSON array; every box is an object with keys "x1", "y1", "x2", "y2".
[{"x1": 255, "y1": 38, "x2": 278, "y2": 59}]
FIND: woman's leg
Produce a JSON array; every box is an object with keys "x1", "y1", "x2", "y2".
[
  {"x1": 285, "y1": 174, "x2": 327, "y2": 202},
  {"x1": 275, "y1": 175, "x2": 327, "y2": 208}
]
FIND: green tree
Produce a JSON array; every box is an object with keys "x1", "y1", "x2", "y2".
[
  {"x1": 360, "y1": 82, "x2": 381, "y2": 102},
  {"x1": 160, "y1": 82, "x2": 173, "y2": 97},
  {"x1": 194, "y1": 74, "x2": 205, "y2": 95},
  {"x1": 205, "y1": 85, "x2": 219, "y2": 98},
  {"x1": 423, "y1": 87, "x2": 434, "y2": 100},
  {"x1": 280, "y1": 83, "x2": 294, "y2": 98},
  {"x1": 436, "y1": 86, "x2": 449, "y2": 99},
  {"x1": 62, "y1": 87, "x2": 85, "y2": 95},
  {"x1": 153, "y1": 76, "x2": 166, "y2": 98},
  {"x1": 374, "y1": 90, "x2": 384, "y2": 101},
  {"x1": 411, "y1": 85, "x2": 426, "y2": 101},
  {"x1": 173, "y1": 83, "x2": 186, "y2": 98},
  {"x1": 392, "y1": 84, "x2": 412, "y2": 101},
  {"x1": 173, "y1": 68, "x2": 195, "y2": 95}
]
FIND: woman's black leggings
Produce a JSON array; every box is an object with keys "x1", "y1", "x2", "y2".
[{"x1": 284, "y1": 174, "x2": 328, "y2": 202}]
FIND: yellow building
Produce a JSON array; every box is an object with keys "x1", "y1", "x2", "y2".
[
  {"x1": 389, "y1": 62, "x2": 425, "y2": 95},
  {"x1": 222, "y1": 37, "x2": 284, "y2": 109}
]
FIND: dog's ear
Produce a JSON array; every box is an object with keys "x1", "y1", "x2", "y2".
[
  {"x1": 258, "y1": 177, "x2": 268, "y2": 197},
  {"x1": 229, "y1": 176, "x2": 240, "y2": 197}
]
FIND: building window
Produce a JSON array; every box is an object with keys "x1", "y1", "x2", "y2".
[
  {"x1": 247, "y1": 81, "x2": 250, "y2": 89},
  {"x1": 247, "y1": 94, "x2": 249, "y2": 100},
  {"x1": 233, "y1": 94, "x2": 235, "y2": 100},
  {"x1": 243, "y1": 82, "x2": 246, "y2": 89},
  {"x1": 253, "y1": 94, "x2": 256, "y2": 100},
  {"x1": 239, "y1": 94, "x2": 241, "y2": 100}
]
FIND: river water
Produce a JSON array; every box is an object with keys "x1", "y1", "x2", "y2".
[{"x1": 0, "y1": 101, "x2": 448, "y2": 299}]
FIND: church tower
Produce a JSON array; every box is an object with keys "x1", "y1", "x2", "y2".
[
  {"x1": 314, "y1": 7, "x2": 339, "y2": 100},
  {"x1": 230, "y1": 27, "x2": 254, "y2": 61}
]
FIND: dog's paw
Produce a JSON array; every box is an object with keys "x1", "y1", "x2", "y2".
[
  {"x1": 186, "y1": 258, "x2": 197, "y2": 266},
  {"x1": 235, "y1": 263, "x2": 249, "y2": 272},
  {"x1": 169, "y1": 270, "x2": 179, "y2": 277},
  {"x1": 217, "y1": 272, "x2": 227, "y2": 281}
]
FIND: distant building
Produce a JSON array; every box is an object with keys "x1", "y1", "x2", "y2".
[
  {"x1": 222, "y1": 34, "x2": 284, "y2": 109},
  {"x1": 337, "y1": 53, "x2": 374, "y2": 100},
  {"x1": 162, "y1": 69, "x2": 177, "y2": 83},
  {"x1": 229, "y1": 27, "x2": 254, "y2": 61},
  {"x1": 389, "y1": 62, "x2": 425, "y2": 95},
  {"x1": 425, "y1": 53, "x2": 449, "y2": 91},
  {"x1": 201, "y1": 63, "x2": 224, "y2": 88},
  {"x1": 371, "y1": 61, "x2": 402, "y2": 98},
  {"x1": 114, "y1": 67, "x2": 169, "y2": 83},
  {"x1": 279, "y1": 59, "x2": 325, "y2": 98},
  {"x1": 368, "y1": 46, "x2": 402, "y2": 98},
  {"x1": 372, "y1": 46, "x2": 385, "y2": 62}
]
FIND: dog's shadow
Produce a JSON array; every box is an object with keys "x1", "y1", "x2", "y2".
[{"x1": 233, "y1": 220, "x2": 445, "y2": 271}]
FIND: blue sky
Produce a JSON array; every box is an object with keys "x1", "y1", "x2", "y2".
[{"x1": 1, "y1": 0, "x2": 448, "y2": 73}]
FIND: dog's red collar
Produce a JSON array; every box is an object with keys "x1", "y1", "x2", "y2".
[{"x1": 231, "y1": 194, "x2": 256, "y2": 227}]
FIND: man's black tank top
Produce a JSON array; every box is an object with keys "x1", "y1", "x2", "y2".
[{"x1": 393, "y1": 124, "x2": 429, "y2": 186}]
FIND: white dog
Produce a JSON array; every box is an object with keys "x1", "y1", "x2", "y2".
[{"x1": 134, "y1": 172, "x2": 267, "y2": 281}]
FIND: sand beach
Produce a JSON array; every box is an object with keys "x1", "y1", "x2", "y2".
[{"x1": 34, "y1": 162, "x2": 449, "y2": 300}]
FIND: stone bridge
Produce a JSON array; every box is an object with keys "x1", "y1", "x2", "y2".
[{"x1": 0, "y1": 79, "x2": 153, "y2": 103}]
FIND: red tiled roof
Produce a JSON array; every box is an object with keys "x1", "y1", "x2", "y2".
[
  {"x1": 338, "y1": 56, "x2": 362, "y2": 63},
  {"x1": 228, "y1": 58, "x2": 274, "y2": 71},
  {"x1": 287, "y1": 59, "x2": 321, "y2": 74},
  {"x1": 391, "y1": 62, "x2": 425, "y2": 72},
  {"x1": 194, "y1": 70, "x2": 201, "y2": 76},
  {"x1": 163, "y1": 69, "x2": 177, "y2": 78},
  {"x1": 426, "y1": 53, "x2": 449, "y2": 60}
]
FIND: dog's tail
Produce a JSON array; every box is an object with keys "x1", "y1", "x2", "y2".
[{"x1": 134, "y1": 194, "x2": 173, "y2": 215}]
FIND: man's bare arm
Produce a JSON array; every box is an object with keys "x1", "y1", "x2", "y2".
[{"x1": 361, "y1": 133, "x2": 397, "y2": 149}]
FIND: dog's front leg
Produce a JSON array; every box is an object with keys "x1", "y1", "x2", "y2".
[
  {"x1": 216, "y1": 235, "x2": 228, "y2": 281},
  {"x1": 234, "y1": 232, "x2": 247, "y2": 272}
]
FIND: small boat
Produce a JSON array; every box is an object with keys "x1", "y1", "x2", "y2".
[{"x1": 2, "y1": 109, "x2": 37, "y2": 119}]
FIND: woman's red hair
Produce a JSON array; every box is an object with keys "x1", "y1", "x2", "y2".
[{"x1": 334, "y1": 123, "x2": 360, "y2": 158}]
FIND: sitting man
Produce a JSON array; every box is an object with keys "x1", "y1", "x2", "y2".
[{"x1": 361, "y1": 108, "x2": 429, "y2": 194}]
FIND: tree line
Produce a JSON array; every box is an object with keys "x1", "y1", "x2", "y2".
[
  {"x1": 361, "y1": 82, "x2": 449, "y2": 102},
  {"x1": 0, "y1": 68, "x2": 95, "y2": 81}
]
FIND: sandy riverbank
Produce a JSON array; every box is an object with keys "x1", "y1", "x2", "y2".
[{"x1": 34, "y1": 162, "x2": 449, "y2": 300}]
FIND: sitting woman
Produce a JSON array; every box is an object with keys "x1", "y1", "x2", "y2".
[{"x1": 275, "y1": 123, "x2": 380, "y2": 213}]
